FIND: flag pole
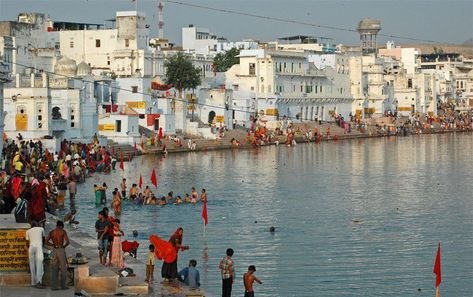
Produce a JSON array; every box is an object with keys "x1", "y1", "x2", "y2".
[{"x1": 435, "y1": 287, "x2": 440, "y2": 297}]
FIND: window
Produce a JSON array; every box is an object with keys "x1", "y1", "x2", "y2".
[
  {"x1": 96, "y1": 39, "x2": 101, "y2": 48},
  {"x1": 70, "y1": 41, "x2": 74, "y2": 48},
  {"x1": 107, "y1": 61, "x2": 110, "y2": 66},
  {"x1": 251, "y1": 86, "x2": 254, "y2": 91},
  {"x1": 70, "y1": 107, "x2": 76, "y2": 128},
  {"x1": 407, "y1": 78, "x2": 413, "y2": 88},
  {"x1": 249, "y1": 63, "x2": 255, "y2": 75},
  {"x1": 125, "y1": 39, "x2": 129, "y2": 47},
  {"x1": 131, "y1": 86, "x2": 138, "y2": 93}
]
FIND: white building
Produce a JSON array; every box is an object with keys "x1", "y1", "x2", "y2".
[
  {"x1": 58, "y1": 11, "x2": 152, "y2": 77},
  {"x1": 0, "y1": 13, "x2": 59, "y2": 76},
  {"x1": 182, "y1": 25, "x2": 217, "y2": 54},
  {"x1": 215, "y1": 39, "x2": 259, "y2": 54},
  {"x1": 0, "y1": 59, "x2": 11, "y2": 157},
  {"x1": 0, "y1": 13, "x2": 104, "y2": 143},
  {"x1": 379, "y1": 41, "x2": 420, "y2": 75},
  {"x1": 224, "y1": 48, "x2": 354, "y2": 125},
  {"x1": 455, "y1": 58, "x2": 473, "y2": 107},
  {"x1": 3, "y1": 56, "x2": 103, "y2": 141}
]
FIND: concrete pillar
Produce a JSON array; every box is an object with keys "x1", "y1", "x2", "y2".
[{"x1": 0, "y1": 61, "x2": 12, "y2": 159}]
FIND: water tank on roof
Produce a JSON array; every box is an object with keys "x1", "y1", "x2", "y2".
[{"x1": 357, "y1": 18, "x2": 381, "y2": 33}]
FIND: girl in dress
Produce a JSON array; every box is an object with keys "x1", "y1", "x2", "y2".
[{"x1": 110, "y1": 219, "x2": 125, "y2": 268}]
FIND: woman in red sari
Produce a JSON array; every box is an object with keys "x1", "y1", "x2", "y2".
[{"x1": 161, "y1": 227, "x2": 189, "y2": 281}]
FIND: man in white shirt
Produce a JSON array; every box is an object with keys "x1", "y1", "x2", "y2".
[{"x1": 25, "y1": 221, "x2": 45, "y2": 288}]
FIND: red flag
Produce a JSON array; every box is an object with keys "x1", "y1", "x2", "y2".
[
  {"x1": 150, "y1": 168, "x2": 158, "y2": 188},
  {"x1": 433, "y1": 243, "x2": 442, "y2": 288},
  {"x1": 201, "y1": 200, "x2": 208, "y2": 225},
  {"x1": 119, "y1": 155, "x2": 124, "y2": 171},
  {"x1": 138, "y1": 174, "x2": 143, "y2": 189}
]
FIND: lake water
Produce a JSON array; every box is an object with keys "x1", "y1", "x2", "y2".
[{"x1": 73, "y1": 132, "x2": 473, "y2": 297}]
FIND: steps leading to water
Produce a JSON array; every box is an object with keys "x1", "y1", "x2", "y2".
[{"x1": 75, "y1": 264, "x2": 119, "y2": 295}]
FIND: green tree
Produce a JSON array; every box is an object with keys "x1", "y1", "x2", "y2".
[
  {"x1": 213, "y1": 48, "x2": 240, "y2": 72},
  {"x1": 164, "y1": 52, "x2": 201, "y2": 98}
]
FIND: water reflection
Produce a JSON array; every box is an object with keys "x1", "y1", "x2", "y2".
[{"x1": 74, "y1": 133, "x2": 473, "y2": 297}]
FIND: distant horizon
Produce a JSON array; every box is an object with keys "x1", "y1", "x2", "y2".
[{"x1": 0, "y1": 0, "x2": 471, "y2": 46}]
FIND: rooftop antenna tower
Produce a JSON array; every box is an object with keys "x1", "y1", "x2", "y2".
[
  {"x1": 357, "y1": 18, "x2": 381, "y2": 55},
  {"x1": 158, "y1": 1, "x2": 164, "y2": 39}
]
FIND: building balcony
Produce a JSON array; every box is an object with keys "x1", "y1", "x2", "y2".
[
  {"x1": 276, "y1": 92, "x2": 353, "y2": 102},
  {"x1": 275, "y1": 70, "x2": 325, "y2": 78},
  {"x1": 50, "y1": 119, "x2": 67, "y2": 131}
]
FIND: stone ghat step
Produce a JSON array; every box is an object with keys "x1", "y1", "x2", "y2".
[
  {"x1": 75, "y1": 264, "x2": 119, "y2": 295},
  {"x1": 154, "y1": 284, "x2": 207, "y2": 297},
  {"x1": 0, "y1": 272, "x2": 31, "y2": 286}
]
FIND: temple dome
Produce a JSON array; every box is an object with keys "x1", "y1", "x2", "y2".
[
  {"x1": 76, "y1": 61, "x2": 91, "y2": 77},
  {"x1": 54, "y1": 56, "x2": 77, "y2": 77}
]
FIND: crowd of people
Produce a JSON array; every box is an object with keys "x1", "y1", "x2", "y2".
[
  {"x1": 0, "y1": 136, "x2": 122, "y2": 220},
  {"x1": 96, "y1": 180, "x2": 208, "y2": 212},
  {"x1": 0, "y1": 135, "x2": 135, "y2": 291}
]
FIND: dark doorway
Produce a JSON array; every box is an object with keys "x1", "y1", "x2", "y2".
[
  {"x1": 208, "y1": 111, "x2": 216, "y2": 124},
  {"x1": 116, "y1": 120, "x2": 122, "y2": 132}
]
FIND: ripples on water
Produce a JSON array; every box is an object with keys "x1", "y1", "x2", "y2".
[{"x1": 74, "y1": 133, "x2": 473, "y2": 297}]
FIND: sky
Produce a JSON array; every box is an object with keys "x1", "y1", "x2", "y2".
[{"x1": 0, "y1": 0, "x2": 472, "y2": 46}]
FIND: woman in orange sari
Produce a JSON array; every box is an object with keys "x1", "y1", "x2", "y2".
[{"x1": 161, "y1": 227, "x2": 189, "y2": 281}]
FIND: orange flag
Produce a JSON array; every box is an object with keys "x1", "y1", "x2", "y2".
[
  {"x1": 433, "y1": 243, "x2": 442, "y2": 289},
  {"x1": 150, "y1": 168, "x2": 158, "y2": 188},
  {"x1": 119, "y1": 155, "x2": 124, "y2": 171},
  {"x1": 201, "y1": 199, "x2": 208, "y2": 226}
]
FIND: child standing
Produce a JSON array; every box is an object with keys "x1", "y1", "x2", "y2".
[
  {"x1": 243, "y1": 265, "x2": 262, "y2": 297},
  {"x1": 145, "y1": 244, "x2": 155, "y2": 283}
]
